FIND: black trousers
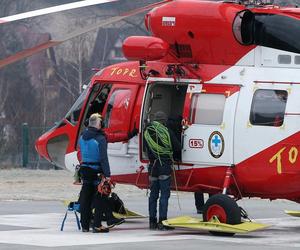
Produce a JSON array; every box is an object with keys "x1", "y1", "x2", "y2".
[
  {"x1": 79, "y1": 184, "x2": 97, "y2": 230},
  {"x1": 194, "y1": 192, "x2": 205, "y2": 210},
  {"x1": 194, "y1": 192, "x2": 213, "y2": 211},
  {"x1": 79, "y1": 184, "x2": 113, "y2": 229},
  {"x1": 93, "y1": 193, "x2": 112, "y2": 228}
]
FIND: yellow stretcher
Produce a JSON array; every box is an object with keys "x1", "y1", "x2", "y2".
[
  {"x1": 113, "y1": 208, "x2": 146, "y2": 219},
  {"x1": 63, "y1": 200, "x2": 146, "y2": 219},
  {"x1": 162, "y1": 216, "x2": 269, "y2": 234},
  {"x1": 285, "y1": 210, "x2": 300, "y2": 217}
]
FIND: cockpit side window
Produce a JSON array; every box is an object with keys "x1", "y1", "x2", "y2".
[
  {"x1": 77, "y1": 83, "x2": 112, "y2": 141},
  {"x1": 86, "y1": 84, "x2": 112, "y2": 120}
]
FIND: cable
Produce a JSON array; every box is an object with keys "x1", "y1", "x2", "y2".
[
  {"x1": 144, "y1": 121, "x2": 173, "y2": 165},
  {"x1": 231, "y1": 173, "x2": 252, "y2": 221},
  {"x1": 172, "y1": 164, "x2": 182, "y2": 210}
]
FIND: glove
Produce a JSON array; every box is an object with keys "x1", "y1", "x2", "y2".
[{"x1": 128, "y1": 127, "x2": 138, "y2": 139}]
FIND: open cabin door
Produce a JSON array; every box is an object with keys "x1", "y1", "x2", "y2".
[
  {"x1": 141, "y1": 79, "x2": 192, "y2": 162},
  {"x1": 181, "y1": 84, "x2": 240, "y2": 166},
  {"x1": 78, "y1": 82, "x2": 138, "y2": 157},
  {"x1": 102, "y1": 83, "x2": 139, "y2": 156}
]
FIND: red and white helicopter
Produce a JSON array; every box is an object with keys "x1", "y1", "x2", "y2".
[{"x1": 2, "y1": 0, "x2": 300, "y2": 235}]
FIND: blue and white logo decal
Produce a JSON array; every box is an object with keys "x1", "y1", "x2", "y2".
[{"x1": 208, "y1": 131, "x2": 224, "y2": 158}]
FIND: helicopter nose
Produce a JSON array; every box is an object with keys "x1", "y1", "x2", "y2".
[
  {"x1": 35, "y1": 125, "x2": 71, "y2": 169},
  {"x1": 35, "y1": 131, "x2": 51, "y2": 161}
]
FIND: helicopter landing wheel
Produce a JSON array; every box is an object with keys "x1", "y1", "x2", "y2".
[{"x1": 203, "y1": 194, "x2": 241, "y2": 236}]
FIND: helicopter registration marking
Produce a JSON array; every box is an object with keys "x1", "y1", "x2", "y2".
[
  {"x1": 110, "y1": 67, "x2": 137, "y2": 77},
  {"x1": 269, "y1": 146, "x2": 298, "y2": 174}
]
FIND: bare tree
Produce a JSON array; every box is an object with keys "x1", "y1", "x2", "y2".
[{"x1": 0, "y1": 81, "x2": 9, "y2": 116}]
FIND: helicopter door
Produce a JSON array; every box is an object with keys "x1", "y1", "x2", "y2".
[
  {"x1": 182, "y1": 84, "x2": 240, "y2": 166},
  {"x1": 102, "y1": 84, "x2": 138, "y2": 155}
]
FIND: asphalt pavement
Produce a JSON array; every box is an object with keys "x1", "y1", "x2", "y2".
[{"x1": 0, "y1": 193, "x2": 300, "y2": 249}]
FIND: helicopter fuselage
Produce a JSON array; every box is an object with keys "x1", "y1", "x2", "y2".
[{"x1": 36, "y1": 0, "x2": 300, "y2": 203}]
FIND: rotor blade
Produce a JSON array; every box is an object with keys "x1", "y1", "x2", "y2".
[
  {"x1": 0, "y1": 0, "x2": 172, "y2": 69},
  {"x1": 0, "y1": 41, "x2": 61, "y2": 69},
  {"x1": 0, "y1": 0, "x2": 117, "y2": 24}
]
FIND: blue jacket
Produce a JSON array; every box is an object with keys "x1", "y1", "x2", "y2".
[{"x1": 79, "y1": 127, "x2": 111, "y2": 178}]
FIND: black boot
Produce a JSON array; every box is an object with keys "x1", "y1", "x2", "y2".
[
  {"x1": 196, "y1": 208, "x2": 203, "y2": 214},
  {"x1": 107, "y1": 217, "x2": 125, "y2": 228},
  {"x1": 157, "y1": 218, "x2": 174, "y2": 231},
  {"x1": 106, "y1": 210, "x2": 125, "y2": 228},
  {"x1": 93, "y1": 226, "x2": 109, "y2": 233},
  {"x1": 149, "y1": 217, "x2": 157, "y2": 230}
]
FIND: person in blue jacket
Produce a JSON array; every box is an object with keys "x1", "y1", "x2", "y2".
[{"x1": 78, "y1": 113, "x2": 124, "y2": 233}]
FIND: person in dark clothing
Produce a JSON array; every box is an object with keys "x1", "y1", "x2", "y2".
[
  {"x1": 194, "y1": 192, "x2": 205, "y2": 214},
  {"x1": 78, "y1": 113, "x2": 125, "y2": 233},
  {"x1": 144, "y1": 111, "x2": 181, "y2": 230},
  {"x1": 166, "y1": 115, "x2": 182, "y2": 162},
  {"x1": 194, "y1": 192, "x2": 212, "y2": 214}
]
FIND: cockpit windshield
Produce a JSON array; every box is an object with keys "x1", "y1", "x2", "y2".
[{"x1": 65, "y1": 83, "x2": 91, "y2": 125}]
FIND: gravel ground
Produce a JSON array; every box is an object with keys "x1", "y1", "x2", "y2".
[{"x1": 0, "y1": 169, "x2": 146, "y2": 201}]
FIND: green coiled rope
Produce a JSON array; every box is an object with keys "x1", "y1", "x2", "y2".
[{"x1": 144, "y1": 121, "x2": 173, "y2": 165}]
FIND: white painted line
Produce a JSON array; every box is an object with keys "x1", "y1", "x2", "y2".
[
  {"x1": 0, "y1": 0, "x2": 117, "y2": 24},
  {"x1": 0, "y1": 229, "x2": 199, "y2": 247},
  {"x1": 0, "y1": 213, "x2": 300, "y2": 247}
]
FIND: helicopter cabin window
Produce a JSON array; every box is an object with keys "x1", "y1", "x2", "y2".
[
  {"x1": 278, "y1": 55, "x2": 291, "y2": 64},
  {"x1": 190, "y1": 94, "x2": 225, "y2": 125},
  {"x1": 250, "y1": 89, "x2": 287, "y2": 127},
  {"x1": 295, "y1": 56, "x2": 300, "y2": 65}
]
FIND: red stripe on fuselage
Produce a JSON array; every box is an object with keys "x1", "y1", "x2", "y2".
[{"x1": 110, "y1": 132, "x2": 300, "y2": 201}]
